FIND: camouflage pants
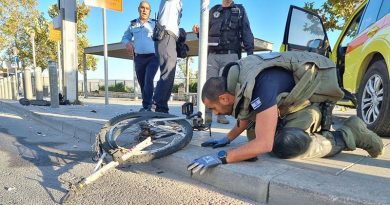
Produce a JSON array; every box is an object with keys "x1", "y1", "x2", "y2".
[{"x1": 247, "y1": 103, "x2": 343, "y2": 159}]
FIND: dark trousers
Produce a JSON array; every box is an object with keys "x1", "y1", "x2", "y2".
[
  {"x1": 134, "y1": 54, "x2": 159, "y2": 110},
  {"x1": 153, "y1": 33, "x2": 177, "y2": 113}
]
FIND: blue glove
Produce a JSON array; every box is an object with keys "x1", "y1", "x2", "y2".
[
  {"x1": 201, "y1": 136, "x2": 230, "y2": 148},
  {"x1": 187, "y1": 154, "x2": 222, "y2": 175}
]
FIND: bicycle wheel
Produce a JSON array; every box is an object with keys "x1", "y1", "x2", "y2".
[{"x1": 97, "y1": 112, "x2": 193, "y2": 163}]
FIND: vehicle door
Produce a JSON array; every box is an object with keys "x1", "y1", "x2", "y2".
[{"x1": 281, "y1": 6, "x2": 331, "y2": 57}]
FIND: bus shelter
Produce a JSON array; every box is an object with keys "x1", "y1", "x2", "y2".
[{"x1": 82, "y1": 32, "x2": 272, "y2": 101}]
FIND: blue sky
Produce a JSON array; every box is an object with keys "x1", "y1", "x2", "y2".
[{"x1": 38, "y1": 0, "x2": 338, "y2": 80}]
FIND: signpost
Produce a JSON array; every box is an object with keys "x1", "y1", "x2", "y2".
[
  {"x1": 84, "y1": 0, "x2": 123, "y2": 12},
  {"x1": 49, "y1": 24, "x2": 61, "y2": 42},
  {"x1": 60, "y1": 0, "x2": 77, "y2": 102},
  {"x1": 49, "y1": 23, "x2": 63, "y2": 94},
  {"x1": 84, "y1": 0, "x2": 123, "y2": 105}
]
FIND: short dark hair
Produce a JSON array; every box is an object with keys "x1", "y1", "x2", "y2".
[{"x1": 202, "y1": 77, "x2": 227, "y2": 102}]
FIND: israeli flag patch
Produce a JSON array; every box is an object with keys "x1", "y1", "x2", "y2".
[{"x1": 251, "y1": 97, "x2": 262, "y2": 110}]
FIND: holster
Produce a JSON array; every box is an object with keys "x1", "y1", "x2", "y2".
[
  {"x1": 152, "y1": 22, "x2": 166, "y2": 41},
  {"x1": 320, "y1": 101, "x2": 335, "y2": 131}
]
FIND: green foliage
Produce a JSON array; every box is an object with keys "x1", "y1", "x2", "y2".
[
  {"x1": 0, "y1": 0, "x2": 96, "y2": 73},
  {"x1": 48, "y1": 3, "x2": 97, "y2": 73},
  {"x1": 172, "y1": 82, "x2": 197, "y2": 93},
  {"x1": 99, "y1": 83, "x2": 130, "y2": 92},
  {"x1": 109, "y1": 82, "x2": 128, "y2": 92},
  {"x1": 172, "y1": 84, "x2": 179, "y2": 93},
  {"x1": 304, "y1": 0, "x2": 364, "y2": 32},
  {"x1": 189, "y1": 81, "x2": 197, "y2": 93},
  {"x1": 176, "y1": 57, "x2": 197, "y2": 79},
  {"x1": 0, "y1": 0, "x2": 44, "y2": 67}
]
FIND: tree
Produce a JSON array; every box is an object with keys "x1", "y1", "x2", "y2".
[
  {"x1": 304, "y1": 0, "x2": 364, "y2": 32},
  {"x1": 48, "y1": 2, "x2": 97, "y2": 73},
  {"x1": 0, "y1": 0, "x2": 47, "y2": 68},
  {"x1": 176, "y1": 57, "x2": 196, "y2": 79}
]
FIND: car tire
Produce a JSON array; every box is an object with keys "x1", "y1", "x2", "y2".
[{"x1": 357, "y1": 59, "x2": 390, "y2": 136}]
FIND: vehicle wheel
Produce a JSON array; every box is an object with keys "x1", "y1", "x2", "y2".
[
  {"x1": 357, "y1": 59, "x2": 390, "y2": 136},
  {"x1": 97, "y1": 112, "x2": 193, "y2": 163}
]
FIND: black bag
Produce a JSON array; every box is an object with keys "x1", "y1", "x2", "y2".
[
  {"x1": 176, "y1": 28, "x2": 189, "y2": 58},
  {"x1": 152, "y1": 21, "x2": 166, "y2": 41}
]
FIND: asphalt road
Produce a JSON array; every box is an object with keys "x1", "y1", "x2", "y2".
[{"x1": 0, "y1": 106, "x2": 259, "y2": 205}]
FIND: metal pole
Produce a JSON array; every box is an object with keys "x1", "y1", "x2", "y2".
[
  {"x1": 185, "y1": 57, "x2": 190, "y2": 93},
  {"x1": 103, "y1": 8, "x2": 109, "y2": 105},
  {"x1": 83, "y1": 53, "x2": 88, "y2": 98},
  {"x1": 11, "y1": 75, "x2": 17, "y2": 100},
  {"x1": 35, "y1": 67, "x2": 43, "y2": 100},
  {"x1": 197, "y1": 0, "x2": 209, "y2": 114},
  {"x1": 0, "y1": 78, "x2": 3, "y2": 99},
  {"x1": 13, "y1": 55, "x2": 19, "y2": 98},
  {"x1": 133, "y1": 62, "x2": 138, "y2": 100},
  {"x1": 57, "y1": 41, "x2": 63, "y2": 94},
  {"x1": 24, "y1": 67, "x2": 33, "y2": 99},
  {"x1": 31, "y1": 35, "x2": 37, "y2": 68},
  {"x1": 49, "y1": 61, "x2": 59, "y2": 108},
  {"x1": 6, "y1": 69, "x2": 12, "y2": 99},
  {"x1": 0, "y1": 79, "x2": 3, "y2": 99},
  {"x1": 4, "y1": 77, "x2": 9, "y2": 99},
  {"x1": 60, "y1": 0, "x2": 77, "y2": 102}
]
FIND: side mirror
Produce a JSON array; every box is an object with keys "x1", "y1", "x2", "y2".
[{"x1": 307, "y1": 39, "x2": 323, "y2": 49}]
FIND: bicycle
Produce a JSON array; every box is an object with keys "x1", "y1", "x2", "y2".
[{"x1": 60, "y1": 102, "x2": 210, "y2": 203}]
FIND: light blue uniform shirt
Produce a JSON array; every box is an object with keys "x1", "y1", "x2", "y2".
[
  {"x1": 121, "y1": 18, "x2": 156, "y2": 54},
  {"x1": 158, "y1": 0, "x2": 182, "y2": 36}
]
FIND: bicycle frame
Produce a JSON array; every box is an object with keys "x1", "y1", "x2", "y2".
[{"x1": 60, "y1": 103, "x2": 211, "y2": 203}]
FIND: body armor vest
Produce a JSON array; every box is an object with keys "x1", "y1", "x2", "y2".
[
  {"x1": 222, "y1": 51, "x2": 344, "y2": 120},
  {"x1": 209, "y1": 3, "x2": 244, "y2": 52}
]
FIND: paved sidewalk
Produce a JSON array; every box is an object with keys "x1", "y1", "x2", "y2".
[{"x1": 0, "y1": 97, "x2": 389, "y2": 205}]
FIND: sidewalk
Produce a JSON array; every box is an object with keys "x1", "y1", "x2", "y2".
[{"x1": 1, "y1": 97, "x2": 389, "y2": 205}]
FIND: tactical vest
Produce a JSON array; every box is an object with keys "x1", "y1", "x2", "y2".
[
  {"x1": 209, "y1": 3, "x2": 244, "y2": 52},
  {"x1": 222, "y1": 51, "x2": 344, "y2": 120}
]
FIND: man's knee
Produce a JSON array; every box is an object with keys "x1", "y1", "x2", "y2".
[{"x1": 272, "y1": 128, "x2": 311, "y2": 159}]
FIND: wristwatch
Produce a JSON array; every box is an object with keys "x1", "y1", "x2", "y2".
[{"x1": 217, "y1": 150, "x2": 228, "y2": 164}]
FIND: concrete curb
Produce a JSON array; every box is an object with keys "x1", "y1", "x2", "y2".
[
  {"x1": 1, "y1": 100, "x2": 388, "y2": 205},
  {"x1": 0, "y1": 101, "x2": 95, "y2": 144}
]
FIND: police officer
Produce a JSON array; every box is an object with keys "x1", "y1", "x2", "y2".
[
  {"x1": 122, "y1": 1, "x2": 159, "y2": 112},
  {"x1": 193, "y1": 0, "x2": 254, "y2": 124},
  {"x1": 153, "y1": 0, "x2": 183, "y2": 113},
  {"x1": 187, "y1": 51, "x2": 384, "y2": 175}
]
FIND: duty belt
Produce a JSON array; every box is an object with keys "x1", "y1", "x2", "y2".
[
  {"x1": 134, "y1": 53, "x2": 155, "y2": 57},
  {"x1": 165, "y1": 30, "x2": 178, "y2": 41},
  {"x1": 209, "y1": 50, "x2": 238, "y2": 54}
]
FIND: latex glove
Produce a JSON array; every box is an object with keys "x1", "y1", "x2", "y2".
[
  {"x1": 187, "y1": 154, "x2": 222, "y2": 175},
  {"x1": 201, "y1": 136, "x2": 230, "y2": 148}
]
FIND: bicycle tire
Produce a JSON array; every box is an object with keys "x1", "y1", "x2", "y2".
[{"x1": 97, "y1": 112, "x2": 193, "y2": 163}]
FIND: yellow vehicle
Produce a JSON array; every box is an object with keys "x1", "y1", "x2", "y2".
[{"x1": 281, "y1": 0, "x2": 390, "y2": 136}]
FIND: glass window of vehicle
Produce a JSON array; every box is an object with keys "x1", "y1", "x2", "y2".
[
  {"x1": 340, "y1": 11, "x2": 363, "y2": 47},
  {"x1": 358, "y1": 0, "x2": 383, "y2": 33},
  {"x1": 378, "y1": 0, "x2": 390, "y2": 20},
  {"x1": 288, "y1": 8, "x2": 326, "y2": 48}
]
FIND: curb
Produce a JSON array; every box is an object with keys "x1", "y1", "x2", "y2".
[
  {"x1": 0, "y1": 101, "x2": 95, "y2": 144},
  {"x1": 1, "y1": 100, "x2": 387, "y2": 205}
]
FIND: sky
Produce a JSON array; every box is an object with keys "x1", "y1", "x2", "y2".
[{"x1": 37, "y1": 0, "x2": 339, "y2": 80}]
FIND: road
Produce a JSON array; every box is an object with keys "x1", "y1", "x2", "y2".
[{"x1": 0, "y1": 106, "x2": 258, "y2": 205}]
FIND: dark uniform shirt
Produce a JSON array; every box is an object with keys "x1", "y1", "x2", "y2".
[
  {"x1": 250, "y1": 67, "x2": 295, "y2": 113},
  {"x1": 208, "y1": 3, "x2": 254, "y2": 55}
]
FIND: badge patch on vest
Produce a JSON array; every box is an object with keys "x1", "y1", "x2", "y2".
[
  {"x1": 251, "y1": 97, "x2": 262, "y2": 110},
  {"x1": 213, "y1": 11, "x2": 220, "y2": 18}
]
